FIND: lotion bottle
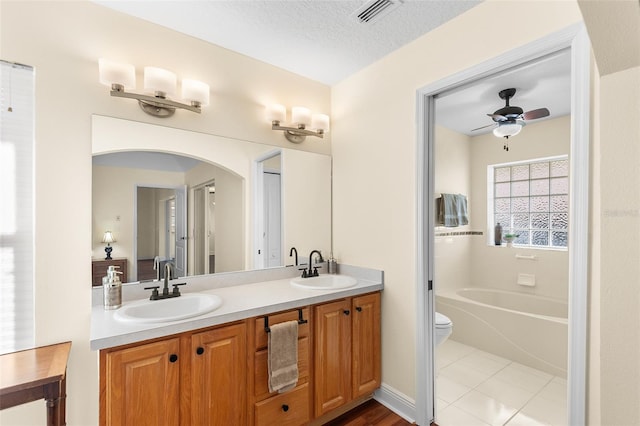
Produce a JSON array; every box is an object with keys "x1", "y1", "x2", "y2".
[{"x1": 103, "y1": 265, "x2": 123, "y2": 310}]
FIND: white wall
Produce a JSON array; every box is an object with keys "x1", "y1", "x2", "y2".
[
  {"x1": 469, "y1": 116, "x2": 570, "y2": 300},
  {"x1": 332, "y1": 0, "x2": 583, "y2": 402},
  {"x1": 0, "y1": 2, "x2": 330, "y2": 424}
]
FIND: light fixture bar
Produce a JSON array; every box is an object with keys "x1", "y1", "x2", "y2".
[
  {"x1": 110, "y1": 84, "x2": 201, "y2": 117},
  {"x1": 271, "y1": 121, "x2": 324, "y2": 144}
]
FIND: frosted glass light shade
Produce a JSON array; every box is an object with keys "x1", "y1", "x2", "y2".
[
  {"x1": 291, "y1": 107, "x2": 311, "y2": 126},
  {"x1": 266, "y1": 104, "x2": 286, "y2": 123},
  {"x1": 181, "y1": 79, "x2": 210, "y2": 106},
  {"x1": 99, "y1": 59, "x2": 136, "y2": 89},
  {"x1": 311, "y1": 114, "x2": 330, "y2": 132},
  {"x1": 493, "y1": 122, "x2": 523, "y2": 138},
  {"x1": 144, "y1": 67, "x2": 176, "y2": 96}
]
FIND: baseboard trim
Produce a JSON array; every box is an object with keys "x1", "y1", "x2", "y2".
[{"x1": 374, "y1": 383, "x2": 417, "y2": 423}]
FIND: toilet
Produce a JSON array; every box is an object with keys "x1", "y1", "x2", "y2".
[{"x1": 435, "y1": 312, "x2": 453, "y2": 346}]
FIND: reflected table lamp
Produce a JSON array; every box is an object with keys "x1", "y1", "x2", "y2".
[{"x1": 102, "y1": 231, "x2": 116, "y2": 260}]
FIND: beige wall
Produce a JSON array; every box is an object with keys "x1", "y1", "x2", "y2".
[
  {"x1": 0, "y1": 1, "x2": 330, "y2": 424},
  {"x1": 332, "y1": 0, "x2": 583, "y2": 399}
]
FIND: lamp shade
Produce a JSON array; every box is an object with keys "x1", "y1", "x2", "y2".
[
  {"x1": 144, "y1": 67, "x2": 176, "y2": 96},
  {"x1": 102, "y1": 231, "x2": 116, "y2": 244},
  {"x1": 311, "y1": 114, "x2": 330, "y2": 132},
  {"x1": 181, "y1": 79, "x2": 210, "y2": 106},
  {"x1": 266, "y1": 104, "x2": 286, "y2": 123},
  {"x1": 291, "y1": 106, "x2": 311, "y2": 126},
  {"x1": 493, "y1": 121, "x2": 523, "y2": 138},
  {"x1": 99, "y1": 59, "x2": 136, "y2": 89}
]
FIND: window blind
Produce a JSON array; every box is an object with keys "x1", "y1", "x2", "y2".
[{"x1": 0, "y1": 60, "x2": 35, "y2": 354}]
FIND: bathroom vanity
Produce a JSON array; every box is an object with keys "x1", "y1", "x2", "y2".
[{"x1": 91, "y1": 266, "x2": 382, "y2": 426}]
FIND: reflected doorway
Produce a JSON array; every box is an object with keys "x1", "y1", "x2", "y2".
[{"x1": 194, "y1": 180, "x2": 216, "y2": 275}]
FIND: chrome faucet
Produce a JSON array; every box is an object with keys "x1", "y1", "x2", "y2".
[{"x1": 301, "y1": 250, "x2": 324, "y2": 278}]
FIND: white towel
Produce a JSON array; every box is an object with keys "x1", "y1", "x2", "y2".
[{"x1": 268, "y1": 320, "x2": 299, "y2": 393}]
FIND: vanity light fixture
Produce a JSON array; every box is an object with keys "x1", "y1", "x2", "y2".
[
  {"x1": 267, "y1": 104, "x2": 330, "y2": 143},
  {"x1": 99, "y1": 59, "x2": 210, "y2": 118},
  {"x1": 102, "y1": 231, "x2": 116, "y2": 260}
]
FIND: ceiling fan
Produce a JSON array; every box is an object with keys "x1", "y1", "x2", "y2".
[{"x1": 472, "y1": 88, "x2": 550, "y2": 150}]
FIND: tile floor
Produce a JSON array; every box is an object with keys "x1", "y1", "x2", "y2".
[{"x1": 436, "y1": 339, "x2": 567, "y2": 426}]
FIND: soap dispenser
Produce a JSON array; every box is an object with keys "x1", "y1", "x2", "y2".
[
  {"x1": 327, "y1": 253, "x2": 337, "y2": 274},
  {"x1": 103, "y1": 265, "x2": 123, "y2": 310}
]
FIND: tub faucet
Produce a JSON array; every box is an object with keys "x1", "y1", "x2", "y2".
[{"x1": 301, "y1": 250, "x2": 323, "y2": 278}]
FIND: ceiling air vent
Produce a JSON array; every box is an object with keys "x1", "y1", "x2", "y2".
[{"x1": 352, "y1": 0, "x2": 403, "y2": 24}]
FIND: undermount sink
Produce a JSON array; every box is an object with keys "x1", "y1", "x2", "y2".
[
  {"x1": 114, "y1": 293, "x2": 223, "y2": 323},
  {"x1": 290, "y1": 275, "x2": 358, "y2": 290}
]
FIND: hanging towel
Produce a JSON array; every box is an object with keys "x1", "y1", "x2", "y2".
[
  {"x1": 455, "y1": 194, "x2": 469, "y2": 226},
  {"x1": 268, "y1": 320, "x2": 299, "y2": 393},
  {"x1": 441, "y1": 193, "x2": 459, "y2": 227}
]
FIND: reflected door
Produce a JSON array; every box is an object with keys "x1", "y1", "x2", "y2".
[{"x1": 174, "y1": 185, "x2": 187, "y2": 277}]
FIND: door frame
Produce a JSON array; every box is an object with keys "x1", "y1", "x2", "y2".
[
  {"x1": 253, "y1": 150, "x2": 283, "y2": 269},
  {"x1": 415, "y1": 23, "x2": 590, "y2": 425}
]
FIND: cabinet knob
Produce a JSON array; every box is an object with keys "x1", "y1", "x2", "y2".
[
  {"x1": 169, "y1": 354, "x2": 178, "y2": 363},
  {"x1": 343, "y1": 309, "x2": 350, "y2": 316},
  {"x1": 356, "y1": 306, "x2": 363, "y2": 312},
  {"x1": 282, "y1": 404, "x2": 289, "y2": 412},
  {"x1": 196, "y1": 347, "x2": 204, "y2": 355}
]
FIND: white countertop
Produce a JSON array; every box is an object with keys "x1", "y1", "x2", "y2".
[{"x1": 90, "y1": 270, "x2": 383, "y2": 350}]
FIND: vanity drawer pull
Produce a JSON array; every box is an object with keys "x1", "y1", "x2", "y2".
[
  {"x1": 169, "y1": 354, "x2": 178, "y2": 363},
  {"x1": 343, "y1": 310, "x2": 350, "y2": 316},
  {"x1": 282, "y1": 404, "x2": 289, "y2": 412},
  {"x1": 196, "y1": 347, "x2": 204, "y2": 355},
  {"x1": 356, "y1": 306, "x2": 363, "y2": 312}
]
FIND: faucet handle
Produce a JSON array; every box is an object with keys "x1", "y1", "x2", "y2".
[
  {"x1": 144, "y1": 286, "x2": 160, "y2": 300},
  {"x1": 171, "y1": 282, "x2": 186, "y2": 296}
]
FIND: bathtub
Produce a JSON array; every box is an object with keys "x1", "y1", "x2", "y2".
[{"x1": 436, "y1": 288, "x2": 568, "y2": 377}]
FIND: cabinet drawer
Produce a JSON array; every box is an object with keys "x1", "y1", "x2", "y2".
[
  {"x1": 254, "y1": 336, "x2": 309, "y2": 400},
  {"x1": 254, "y1": 383, "x2": 310, "y2": 426},
  {"x1": 254, "y1": 307, "x2": 310, "y2": 349}
]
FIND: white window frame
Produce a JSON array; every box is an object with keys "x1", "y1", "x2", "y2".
[{"x1": 488, "y1": 155, "x2": 569, "y2": 249}]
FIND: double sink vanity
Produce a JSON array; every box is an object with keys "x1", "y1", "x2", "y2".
[{"x1": 90, "y1": 264, "x2": 383, "y2": 425}]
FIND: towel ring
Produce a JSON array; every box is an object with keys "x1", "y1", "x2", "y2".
[{"x1": 264, "y1": 308, "x2": 307, "y2": 333}]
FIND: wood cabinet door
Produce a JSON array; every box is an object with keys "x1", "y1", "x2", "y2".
[
  {"x1": 314, "y1": 299, "x2": 352, "y2": 417},
  {"x1": 191, "y1": 323, "x2": 247, "y2": 426},
  {"x1": 102, "y1": 338, "x2": 180, "y2": 426},
  {"x1": 352, "y1": 293, "x2": 382, "y2": 398}
]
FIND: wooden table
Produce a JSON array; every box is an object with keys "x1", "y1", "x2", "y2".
[{"x1": 0, "y1": 341, "x2": 71, "y2": 426}]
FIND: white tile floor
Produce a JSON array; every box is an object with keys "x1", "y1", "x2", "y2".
[{"x1": 436, "y1": 339, "x2": 567, "y2": 426}]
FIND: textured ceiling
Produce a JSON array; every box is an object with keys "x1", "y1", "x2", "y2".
[{"x1": 94, "y1": 0, "x2": 481, "y2": 85}]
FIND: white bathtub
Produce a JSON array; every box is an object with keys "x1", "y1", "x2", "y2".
[{"x1": 436, "y1": 288, "x2": 568, "y2": 377}]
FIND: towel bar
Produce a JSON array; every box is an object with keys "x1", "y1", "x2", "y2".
[{"x1": 264, "y1": 308, "x2": 307, "y2": 333}]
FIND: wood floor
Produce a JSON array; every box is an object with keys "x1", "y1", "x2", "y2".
[{"x1": 324, "y1": 399, "x2": 414, "y2": 426}]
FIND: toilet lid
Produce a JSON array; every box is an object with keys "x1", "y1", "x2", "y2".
[{"x1": 435, "y1": 312, "x2": 452, "y2": 328}]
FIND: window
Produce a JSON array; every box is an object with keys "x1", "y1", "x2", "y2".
[
  {"x1": 1, "y1": 61, "x2": 35, "y2": 354},
  {"x1": 490, "y1": 156, "x2": 569, "y2": 249}
]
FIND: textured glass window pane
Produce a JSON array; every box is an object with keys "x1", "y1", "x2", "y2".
[
  {"x1": 550, "y1": 177, "x2": 569, "y2": 195},
  {"x1": 495, "y1": 167, "x2": 510, "y2": 182},
  {"x1": 551, "y1": 195, "x2": 569, "y2": 212},
  {"x1": 495, "y1": 198, "x2": 510, "y2": 213},
  {"x1": 531, "y1": 213, "x2": 549, "y2": 229},
  {"x1": 514, "y1": 231, "x2": 529, "y2": 245},
  {"x1": 513, "y1": 214, "x2": 529, "y2": 228},
  {"x1": 512, "y1": 165, "x2": 529, "y2": 180},
  {"x1": 552, "y1": 231, "x2": 568, "y2": 247},
  {"x1": 530, "y1": 196, "x2": 549, "y2": 212},
  {"x1": 530, "y1": 162, "x2": 549, "y2": 179},
  {"x1": 551, "y1": 159, "x2": 569, "y2": 177},
  {"x1": 511, "y1": 197, "x2": 529, "y2": 212},
  {"x1": 530, "y1": 179, "x2": 550, "y2": 195},
  {"x1": 551, "y1": 213, "x2": 569, "y2": 230},
  {"x1": 532, "y1": 230, "x2": 549, "y2": 246},
  {"x1": 495, "y1": 182, "x2": 510, "y2": 197},
  {"x1": 511, "y1": 181, "x2": 529, "y2": 197},
  {"x1": 495, "y1": 215, "x2": 510, "y2": 230}
]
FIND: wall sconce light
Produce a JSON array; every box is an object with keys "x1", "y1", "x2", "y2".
[
  {"x1": 267, "y1": 104, "x2": 330, "y2": 143},
  {"x1": 102, "y1": 231, "x2": 116, "y2": 260},
  {"x1": 99, "y1": 58, "x2": 210, "y2": 118}
]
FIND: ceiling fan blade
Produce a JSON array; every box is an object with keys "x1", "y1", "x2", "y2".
[
  {"x1": 487, "y1": 113, "x2": 507, "y2": 121},
  {"x1": 471, "y1": 123, "x2": 496, "y2": 132},
  {"x1": 523, "y1": 107, "x2": 550, "y2": 120}
]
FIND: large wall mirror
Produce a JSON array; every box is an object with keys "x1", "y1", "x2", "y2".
[{"x1": 92, "y1": 115, "x2": 331, "y2": 283}]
